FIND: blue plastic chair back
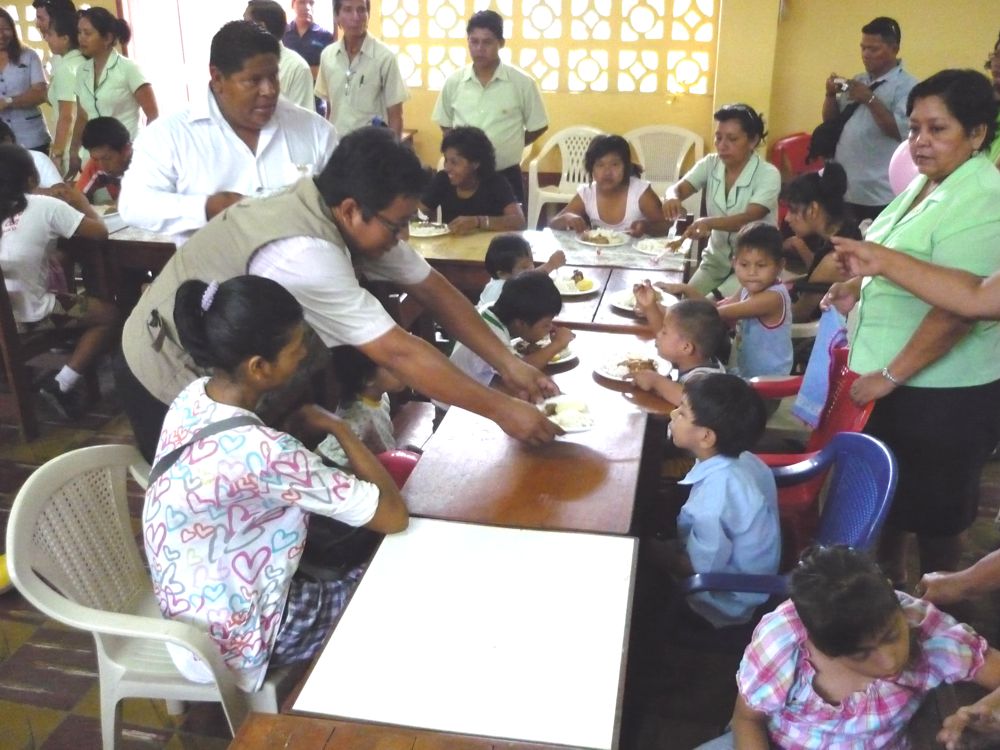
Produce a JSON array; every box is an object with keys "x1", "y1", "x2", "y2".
[{"x1": 784, "y1": 432, "x2": 898, "y2": 552}]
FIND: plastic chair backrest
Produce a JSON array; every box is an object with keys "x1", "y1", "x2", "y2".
[
  {"x1": 805, "y1": 347, "x2": 874, "y2": 453},
  {"x1": 811, "y1": 432, "x2": 898, "y2": 551},
  {"x1": 770, "y1": 132, "x2": 823, "y2": 179},
  {"x1": 537, "y1": 126, "x2": 603, "y2": 190},
  {"x1": 624, "y1": 125, "x2": 705, "y2": 191}
]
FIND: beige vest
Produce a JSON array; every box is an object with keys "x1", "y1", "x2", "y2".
[{"x1": 122, "y1": 178, "x2": 344, "y2": 404}]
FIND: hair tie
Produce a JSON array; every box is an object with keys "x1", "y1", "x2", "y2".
[{"x1": 201, "y1": 281, "x2": 220, "y2": 313}]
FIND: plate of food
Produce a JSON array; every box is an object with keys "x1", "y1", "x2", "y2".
[
  {"x1": 553, "y1": 269, "x2": 598, "y2": 296},
  {"x1": 408, "y1": 220, "x2": 449, "y2": 237},
  {"x1": 539, "y1": 395, "x2": 594, "y2": 432},
  {"x1": 595, "y1": 351, "x2": 666, "y2": 382},
  {"x1": 513, "y1": 338, "x2": 577, "y2": 365},
  {"x1": 609, "y1": 288, "x2": 678, "y2": 316},
  {"x1": 635, "y1": 237, "x2": 685, "y2": 257},
  {"x1": 577, "y1": 228, "x2": 630, "y2": 247}
]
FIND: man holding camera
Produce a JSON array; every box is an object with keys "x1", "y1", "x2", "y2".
[{"x1": 821, "y1": 16, "x2": 916, "y2": 222}]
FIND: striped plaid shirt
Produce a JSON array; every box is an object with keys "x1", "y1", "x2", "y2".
[{"x1": 738, "y1": 593, "x2": 987, "y2": 749}]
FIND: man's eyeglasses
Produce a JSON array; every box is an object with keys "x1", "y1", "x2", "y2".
[{"x1": 374, "y1": 213, "x2": 410, "y2": 239}]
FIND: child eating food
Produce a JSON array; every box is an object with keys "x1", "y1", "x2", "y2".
[
  {"x1": 630, "y1": 297, "x2": 729, "y2": 405},
  {"x1": 698, "y1": 545, "x2": 1000, "y2": 750},
  {"x1": 663, "y1": 373, "x2": 779, "y2": 627},
  {"x1": 479, "y1": 233, "x2": 565, "y2": 305},
  {"x1": 548, "y1": 134, "x2": 669, "y2": 237},
  {"x1": 436, "y1": 270, "x2": 572, "y2": 411},
  {"x1": 653, "y1": 222, "x2": 792, "y2": 378}
]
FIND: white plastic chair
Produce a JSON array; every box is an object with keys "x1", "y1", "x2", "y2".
[
  {"x1": 526, "y1": 126, "x2": 605, "y2": 230},
  {"x1": 6, "y1": 444, "x2": 295, "y2": 750},
  {"x1": 625, "y1": 124, "x2": 705, "y2": 216}
]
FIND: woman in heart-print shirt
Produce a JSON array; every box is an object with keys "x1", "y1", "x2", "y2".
[{"x1": 143, "y1": 275, "x2": 408, "y2": 692}]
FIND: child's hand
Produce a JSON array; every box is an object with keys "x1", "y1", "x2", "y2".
[
  {"x1": 547, "y1": 250, "x2": 566, "y2": 270},
  {"x1": 632, "y1": 369, "x2": 666, "y2": 392},
  {"x1": 449, "y1": 215, "x2": 480, "y2": 235},
  {"x1": 628, "y1": 219, "x2": 648, "y2": 237},
  {"x1": 559, "y1": 214, "x2": 589, "y2": 233},
  {"x1": 549, "y1": 325, "x2": 575, "y2": 349},
  {"x1": 633, "y1": 280, "x2": 659, "y2": 308}
]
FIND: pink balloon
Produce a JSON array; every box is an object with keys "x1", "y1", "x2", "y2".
[{"x1": 888, "y1": 140, "x2": 919, "y2": 195}]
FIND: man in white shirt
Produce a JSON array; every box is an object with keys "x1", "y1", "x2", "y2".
[
  {"x1": 315, "y1": 0, "x2": 408, "y2": 138},
  {"x1": 118, "y1": 21, "x2": 336, "y2": 243},
  {"x1": 432, "y1": 10, "x2": 548, "y2": 204},
  {"x1": 245, "y1": 0, "x2": 314, "y2": 111}
]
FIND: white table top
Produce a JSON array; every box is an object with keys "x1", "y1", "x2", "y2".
[{"x1": 292, "y1": 517, "x2": 637, "y2": 749}]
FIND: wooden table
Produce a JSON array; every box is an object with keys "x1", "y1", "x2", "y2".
[
  {"x1": 401, "y1": 329, "x2": 672, "y2": 534},
  {"x1": 290, "y1": 518, "x2": 637, "y2": 750},
  {"x1": 589, "y1": 267, "x2": 683, "y2": 333},
  {"x1": 230, "y1": 712, "x2": 559, "y2": 749}
]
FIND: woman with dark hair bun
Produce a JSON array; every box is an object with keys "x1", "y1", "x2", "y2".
[
  {"x1": 67, "y1": 7, "x2": 157, "y2": 178},
  {"x1": 145, "y1": 274, "x2": 408, "y2": 693},
  {"x1": 44, "y1": 8, "x2": 84, "y2": 172},
  {"x1": 550, "y1": 133, "x2": 668, "y2": 236},
  {"x1": 782, "y1": 161, "x2": 860, "y2": 321},
  {"x1": 662, "y1": 103, "x2": 781, "y2": 297},
  {"x1": 420, "y1": 125, "x2": 526, "y2": 234}
]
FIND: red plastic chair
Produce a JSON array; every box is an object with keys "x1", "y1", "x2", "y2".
[
  {"x1": 750, "y1": 347, "x2": 875, "y2": 568},
  {"x1": 376, "y1": 449, "x2": 421, "y2": 488},
  {"x1": 770, "y1": 132, "x2": 824, "y2": 225}
]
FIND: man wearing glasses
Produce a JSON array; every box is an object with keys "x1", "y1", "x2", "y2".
[
  {"x1": 116, "y1": 126, "x2": 563, "y2": 462},
  {"x1": 118, "y1": 21, "x2": 336, "y2": 244},
  {"x1": 820, "y1": 16, "x2": 916, "y2": 222},
  {"x1": 315, "y1": 0, "x2": 408, "y2": 138}
]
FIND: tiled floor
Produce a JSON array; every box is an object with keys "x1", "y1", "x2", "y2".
[{"x1": 2, "y1": 363, "x2": 1000, "y2": 749}]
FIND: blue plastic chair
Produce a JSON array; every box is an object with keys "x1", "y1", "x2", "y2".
[{"x1": 680, "y1": 432, "x2": 898, "y2": 599}]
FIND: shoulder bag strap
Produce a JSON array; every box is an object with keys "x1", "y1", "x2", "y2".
[{"x1": 147, "y1": 415, "x2": 262, "y2": 485}]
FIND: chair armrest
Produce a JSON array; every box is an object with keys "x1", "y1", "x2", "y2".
[
  {"x1": 772, "y1": 451, "x2": 828, "y2": 486},
  {"x1": 680, "y1": 572, "x2": 789, "y2": 597},
  {"x1": 757, "y1": 451, "x2": 813, "y2": 468},
  {"x1": 749, "y1": 375, "x2": 803, "y2": 400}
]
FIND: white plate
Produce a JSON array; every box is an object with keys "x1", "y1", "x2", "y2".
[
  {"x1": 409, "y1": 222, "x2": 450, "y2": 237},
  {"x1": 608, "y1": 288, "x2": 679, "y2": 316},
  {"x1": 553, "y1": 274, "x2": 599, "y2": 296},
  {"x1": 576, "y1": 229, "x2": 630, "y2": 247},
  {"x1": 634, "y1": 237, "x2": 685, "y2": 256},
  {"x1": 513, "y1": 338, "x2": 578, "y2": 365},
  {"x1": 595, "y1": 351, "x2": 668, "y2": 382},
  {"x1": 539, "y1": 395, "x2": 594, "y2": 432}
]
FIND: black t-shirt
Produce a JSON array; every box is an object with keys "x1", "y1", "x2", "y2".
[{"x1": 421, "y1": 171, "x2": 516, "y2": 224}]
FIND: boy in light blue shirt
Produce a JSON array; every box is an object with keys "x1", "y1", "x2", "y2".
[{"x1": 666, "y1": 373, "x2": 780, "y2": 627}]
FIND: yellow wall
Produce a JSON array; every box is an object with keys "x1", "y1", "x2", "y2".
[{"x1": 397, "y1": 0, "x2": 998, "y2": 168}]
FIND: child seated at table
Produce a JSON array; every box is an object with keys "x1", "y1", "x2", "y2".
[
  {"x1": 697, "y1": 545, "x2": 1000, "y2": 750},
  {"x1": 317, "y1": 345, "x2": 406, "y2": 465},
  {"x1": 435, "y1": 270, "x2": 573, "y2": 412},
  {"x1": 548, "y1": 134, "x2": 669, "y2": 237},
  {"x1": 664, "y1": 373, "x2": 779, "y2": 628},
  {"x1": 629, "y1": 297, "x2": 728, "y2": 406},
  {"x1": 653, "y1": 223, "x2": 793, "y2": 378},
  {"x1": 479, "y1": 233, "x2": 565, "y2": 305},
  {"x1": 0, "y1": 144, "x2": 117, "y2": 420},
  {"x1": 144, "y1": 275, "x2": 408, "y2": 692}
]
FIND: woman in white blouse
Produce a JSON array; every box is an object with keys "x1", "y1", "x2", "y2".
[{"x1": 67, "y1": 7, "x2": 157, "y2": 178}]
